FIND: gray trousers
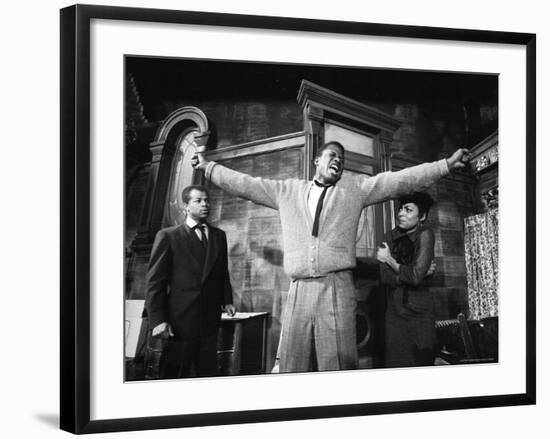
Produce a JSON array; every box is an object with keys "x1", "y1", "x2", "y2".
[{"x1": 279, "y1": 270, "x2": 358, "y2": 373}]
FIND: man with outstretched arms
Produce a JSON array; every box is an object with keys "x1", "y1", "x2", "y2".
[{"x1": 192, "y1": 142, "x2": 469, "y2": 373}]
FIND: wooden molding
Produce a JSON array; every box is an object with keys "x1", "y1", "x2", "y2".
[{"x1": 297, "y1": 80, "x2": 401, "y2": 133}]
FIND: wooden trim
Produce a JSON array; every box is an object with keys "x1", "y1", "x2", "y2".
[
  {"x1": 205, "y1": 132, "x2": 306, "y2": 161},
  {"x1": 298, "y1": 80, "x2": 402, "y2": 133}
]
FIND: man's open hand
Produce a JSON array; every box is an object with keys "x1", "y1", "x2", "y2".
[
  {"x1": 151, "y1": 322, "x2": 174, "y2": 339},
  {"x1": 223, "y1": 304, "x2": 236, "y2": 317}
]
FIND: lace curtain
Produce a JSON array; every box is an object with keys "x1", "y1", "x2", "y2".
[{"x1": 463, "y1": 209, "x2": 499, "y2": 319}]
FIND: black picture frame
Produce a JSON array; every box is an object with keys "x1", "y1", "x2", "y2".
[{"x1": 60, "y1": 4, "x2": 536, "y2": 434}]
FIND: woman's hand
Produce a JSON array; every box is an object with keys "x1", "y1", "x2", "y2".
[
  {"x1": 377, "y1": 242, "x2": 400, "y2": 273},
  {"x1": 376, "y1": 242, "x2": 391, "y2": 264}
]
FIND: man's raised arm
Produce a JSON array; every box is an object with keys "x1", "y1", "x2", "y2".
[
  {"x1": 356, "y1": 148, "x2": 471, "y2": 206},
  {"x1": 192, "y1": 145, "x2": 284, "y2": 210}
]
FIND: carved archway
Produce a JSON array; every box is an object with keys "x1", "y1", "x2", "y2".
[
  {"x1": 153, "y1": 106, "x2": 209, "y2": 145},
  {"x1": 131, "y1": 106, "x2": 210, "y2": 250}
]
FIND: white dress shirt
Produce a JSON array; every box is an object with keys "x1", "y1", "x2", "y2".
[
  {"x1": 307, "y1": 181, "x2": 332, "y2": 220},
  {"x1": 185, "y1": 216, "x2": 209, "y2": 241}
]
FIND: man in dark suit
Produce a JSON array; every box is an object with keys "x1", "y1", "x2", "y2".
[{"x1": 146, "y1": 184, "x2": 236, "y2": 379}]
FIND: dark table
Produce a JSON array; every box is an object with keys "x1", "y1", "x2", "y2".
[{"x1": 217, "y1": 312, "x2": 269, "y2": 376}]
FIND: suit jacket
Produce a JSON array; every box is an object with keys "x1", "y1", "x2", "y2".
[
  {"x1": 146, "y1": 223, "x2": 233, "y2": 339},
  {"x1": 379, "y1": 225, "x2": 435, "y2": 316}
]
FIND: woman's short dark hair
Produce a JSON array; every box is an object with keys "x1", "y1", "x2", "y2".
[
  {"x1": 181, "y1": 185, "x2": 209, "y2": 204},
  {"x1": 398, "y1": 192, "x2": 434, "y2": 218}
]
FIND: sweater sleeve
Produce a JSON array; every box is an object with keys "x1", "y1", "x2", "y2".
[
  {"x1": 397, "y1": 228, "x2": 435, "y2": 287},
  {"x1": 356, "y1": 159, "x2": 449, "y2": 206},
  {"x1": 205, "y1": 161, "x2": 283, "y2": 210}
]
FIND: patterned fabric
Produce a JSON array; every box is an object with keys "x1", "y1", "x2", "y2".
[{"x1": 463, "y1": 209, "x2": 499, "y2": 319}]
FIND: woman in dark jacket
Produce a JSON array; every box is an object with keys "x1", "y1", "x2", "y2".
[{"x1": 376, "y1": 192, "x2": 436, "y2": 368}]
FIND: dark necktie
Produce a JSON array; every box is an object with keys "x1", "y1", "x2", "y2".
[
  {"x1": 311, "y1": 180, "x2": 331, "y2": 237},
  {"x1": 196, "y1": 224, "x2": 208, "y2": 251}
]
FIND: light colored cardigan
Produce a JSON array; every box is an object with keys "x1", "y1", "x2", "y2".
[{"x1": 205, "y1": 159, "x2": 449, "y2": 280}]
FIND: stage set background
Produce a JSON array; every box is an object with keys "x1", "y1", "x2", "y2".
[{"x1": 125, "y1": 57, "x2": 497, "y2": 373}]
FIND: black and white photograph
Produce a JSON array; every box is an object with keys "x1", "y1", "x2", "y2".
[
  {"x1": 36, "y1": 1, "x2": 542, "y2": 436},
  {"x1": 124, "y1": 56, "x2": 500, "y2": 381}
]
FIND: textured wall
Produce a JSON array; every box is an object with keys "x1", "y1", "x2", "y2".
[{"x1": 204, "y1": 148, "x2": 303, "y2": 370}]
